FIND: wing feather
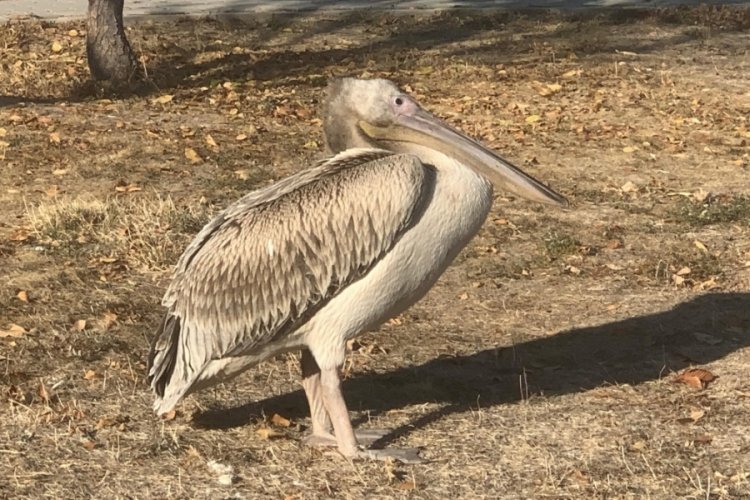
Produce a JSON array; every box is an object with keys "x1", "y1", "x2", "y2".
[{"x1": 148, "y1": 148, "x2": 428, "y2": 411}]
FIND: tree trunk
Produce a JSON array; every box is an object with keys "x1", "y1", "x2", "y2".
[{"x1": 86, "y1": 0, "x2": 138, "y2": 82}]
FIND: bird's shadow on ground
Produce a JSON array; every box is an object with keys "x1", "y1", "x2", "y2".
[{"x1": 193, "y1": 292, "x2": 750, "y2": 444}]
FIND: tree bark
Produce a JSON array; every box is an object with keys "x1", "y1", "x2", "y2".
[{"x1": 86, "y1": 0, "x2": 138, "y2": 82}]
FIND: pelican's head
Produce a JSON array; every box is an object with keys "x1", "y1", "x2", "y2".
[{"x1": 323, "y1": 77, "x2": 567, "y2": 207}]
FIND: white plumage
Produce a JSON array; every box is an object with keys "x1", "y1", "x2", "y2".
[{"x1": 148, "y1": 78, "x2": 566, "y2": 463}]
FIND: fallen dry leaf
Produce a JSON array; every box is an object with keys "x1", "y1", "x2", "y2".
[
  {"x1": 562, "y1": 68, "x2": 583, "y2": 79},
  {"x1": 677, "y1": 409, "x2": 705, "y2": 424},
  {"x1": 270, "y1": 413, "x2": 291, "y2": 428},
  {"x1": 674, "y1": 368, "x2": 717, "y2": 389},
  {"x1": 99, "y1": 312, "x2": 117, "y2": 330},
  {"x1": 694, "y1": 277, "x2": 719, "y2": 291},
  {"x1": 676, "y1": 266, "x2": 691, "y2": 276},
  {"x1": 16, "y1": 290, "x2": 28, "y2": 302},
  {"x1": 234, "y1": 169, "x2": 251, "y2": 180},
  {"x1": 184, "y1": 147, "x2": 202, "y2": 163},
  {"x1": 690, "y1": 409, "x2": 705, "y2": 421},
  {"x1": 525, "y1": 114, "x2": 541, "y2": 124},
  {"x1": 0, "y1": 324, "x2": 27, "y2": 338},
  {"x1": 533, "y1": 81, "x2": 562, "y2": 97},
  {"x1": 81, "y1": 438, "x2": 97, "y2": 450},
  {"x1": 606, "y1": 239, "x2": 623, "y2": 250},
  {"x1": 49, "y1": 132, "x2": 61, "y2": 144},
  {"x1": 630, "y1": 440, "x2": 647, "y2": 451},
  {"x1": 256, "y1": 427, "x2": 283, "y2": 440},
  {"x1": 205, "y1": 134, "x2": 219, "y2": 149},
  {"x1": 115, "y1": 181, "x2": 142, "y2": 193},
  {"x1": 161, "y1": 409, "x2": 177, "y2": 421},
  {"x1": 152, "y1": 94, "x2": 174, "y2": 105},
  {"x1": 83, "y1": 369, "x2": 97, "y2": 381},
  {"x1": 396, "y1": 479, "x2": 417, "y2": 491},
  {"x1": 9, "y1": 229, "x2": 30, "y2": 241}
]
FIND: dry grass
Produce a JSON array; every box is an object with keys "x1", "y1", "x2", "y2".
[
  {"x1": 27, "y1": 195, "x2": 210, "y2": 270},
  {"x1": 1, "y1": 5, "x2": 750, "y2": 499}
]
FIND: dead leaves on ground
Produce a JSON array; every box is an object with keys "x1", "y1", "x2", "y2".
[
  {"x1": 384, "y1": 458, "x2": 420, "y2": 491},
  {"x1": 70, "y1": 312, "x2": 118, "y2": 333},
  {"x1": 160, "y1": 409, "x2": 178, "y2": 421},
  {"x1": 0, "y1": 323, "x2": 27, "y2": 338},
  {"x1": 114, "y1": 180, "x2": 142, "y2": 193},
  {"x1": 673, "y1": 368, "x2": 717, "y2": 389},
  {"x1": 184, "y1": 147, "x2": 203, "y2": 164},
  {"x1": 255, "y1": 413, "x2": 293, "y2": 440},
  {"x1": 677, "y1": 408, "x2": 706, "y2": 425},
  {"x1": 95, "y1": 415, "x2": 129, "y2": 431},
  {"x1": 255, "y1": 427, "x2": 283, "y2": 440},
  {"x1": 532, "y1": 81, "x2": 563, "y2": 97},
  {"x1": 151, "y1": 94, "x2": 174, "y2": 105},
  {"x1": 9, "y1": 229, "x2": 32, "y2": 242},
  {"x1": 270, "y1": 413, "x2": 291, "y2": 428}
]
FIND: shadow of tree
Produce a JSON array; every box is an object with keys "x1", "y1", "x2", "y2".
[
  {"x1": 193, "y1": 292, "x2": 750, "y2": 445},
  {"x1": 132, "y1": 4, "x2": 748, "y2": 99},
  {"x1": 143, "y1": 9, "x2": 689, "y2": 90},
  {"x1": 3, "y1": 5, "x2": 747, "y2": 108}
]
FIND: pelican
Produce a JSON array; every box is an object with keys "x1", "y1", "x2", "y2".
[{"x1": 148, "y1": 77, "x2": 566, "y2": 463}]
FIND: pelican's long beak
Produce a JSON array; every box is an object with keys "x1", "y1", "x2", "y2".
[{"x1": 360, "y1": 109, "x2": 567, "y2": 207}]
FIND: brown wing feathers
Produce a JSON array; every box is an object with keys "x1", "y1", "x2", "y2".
[{"x1": 147, "y1": 149, "x2": 427, "y2": 412}]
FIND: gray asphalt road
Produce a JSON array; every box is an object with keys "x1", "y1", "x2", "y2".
[{"x1": 1, "y1": 0, "x2": 748, "y2": 22}]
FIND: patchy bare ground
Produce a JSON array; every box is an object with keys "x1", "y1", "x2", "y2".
[{"x1": 1, "y1": 6, "x2": 750, "y2": 498}]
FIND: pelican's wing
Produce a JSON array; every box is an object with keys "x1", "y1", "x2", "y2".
[{"x1": 147, "y1": 148, "x2": 429, "y2": 412}]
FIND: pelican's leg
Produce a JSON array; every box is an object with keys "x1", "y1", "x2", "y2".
[
  {"x1": 319, "y1": 364, "x2": 424, "y2": 464},
  {"x1": 300, "y1": 349, "x2": 335, "y2": 446},
  {"x1": 319, "y1": 365, "x2": 360, "y2": 456},
  {"x1": 301, "y1": 350, "x2": 402, "y2": 448}
]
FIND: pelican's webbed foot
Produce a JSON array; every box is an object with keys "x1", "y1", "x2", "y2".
[
  {"x1": 304, "y1": 428, "x2": 425, "y2": 464},
  {"x1": 304, "y1": 428, "x2": 390, "y2": 448},
  {"x1": 357, "y1": 447, "x2": 426, "y2": 464}
]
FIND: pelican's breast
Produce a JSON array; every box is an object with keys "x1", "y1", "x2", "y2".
[{"x1": 302, "y1": 154, "x2": 493, "y2": 367}]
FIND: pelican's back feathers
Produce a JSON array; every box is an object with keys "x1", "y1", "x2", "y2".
[{"x1": 147, "y1": 149, "x2": 429, "y2": 413}]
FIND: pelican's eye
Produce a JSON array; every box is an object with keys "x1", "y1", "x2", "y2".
[{"x1": 391, "y1": 94, "x2": 417, "y2": 116}]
